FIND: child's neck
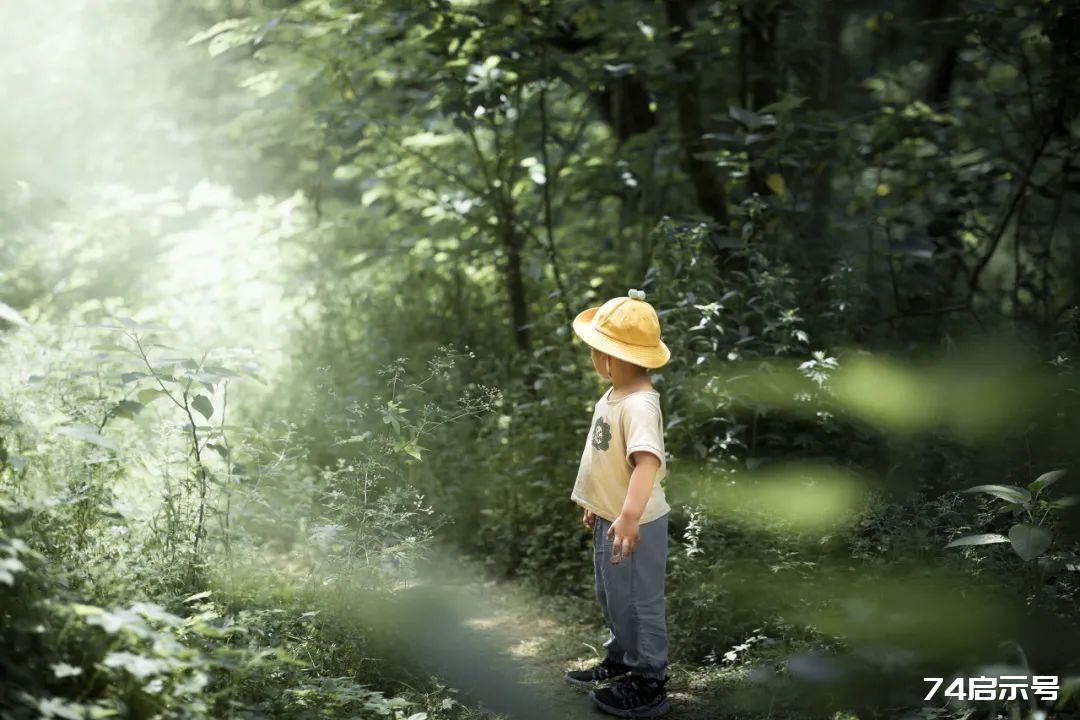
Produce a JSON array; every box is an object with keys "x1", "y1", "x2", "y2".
[{"x1": 609, "y1": 368, "x2": 652, "y2": 399}]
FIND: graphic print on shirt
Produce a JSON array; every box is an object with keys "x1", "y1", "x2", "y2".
[{"x1": 591, "y1": 415, "x2": 612, "y2": 451}]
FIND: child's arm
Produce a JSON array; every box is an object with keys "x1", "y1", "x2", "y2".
[{"x1": 607, "y1": 451, "x2": 660, "y2": 563}]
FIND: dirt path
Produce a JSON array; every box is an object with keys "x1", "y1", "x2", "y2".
[
  {"x1": 453, "y1": 572, "x2": 742, "y2": 720},
  {"x1": 458, "y1": 576, "x2": 604, "y2": 720}
]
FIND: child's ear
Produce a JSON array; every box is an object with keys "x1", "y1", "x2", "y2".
[{"x1": 590, "y1": 348, "x2": 611, "y2": 380}]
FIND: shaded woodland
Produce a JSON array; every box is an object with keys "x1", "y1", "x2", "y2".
[{"x1": 2, "y1": 1, "x2": 1080, "y2": 718}]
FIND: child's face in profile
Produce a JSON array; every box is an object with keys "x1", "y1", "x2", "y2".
[{"x1": 590, "y1": 347, "x2": 611, "y2": 381}]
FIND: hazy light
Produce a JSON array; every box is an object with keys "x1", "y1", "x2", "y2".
[
  {"x1": 1, "y1": 0, "x2": 314, "y2": 375},
  {"x1": 673, "y1": 461, "x2": 869, "y2": 533},
  {"x1": 685, "y1": 343, "x2": 1057, "y2": 442},
  {"x1": 829, "y1": 350, "x2": 1052, "y2": 442}
]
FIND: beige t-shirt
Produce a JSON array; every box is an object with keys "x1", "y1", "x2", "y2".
[{"x1": 571, "y1": 386, "x2": 671, "y2": 523}]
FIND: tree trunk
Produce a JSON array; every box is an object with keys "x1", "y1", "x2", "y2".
[
  {"x1": 922, "y1": 0, "x2": 959, "y2": 106},
  {"x1": 663, "y1": 0, "x2": 729, "y2": 226},
  {"x1": 599, "y1": 74, "x2": 658, "y2": 143},
  {"x1": 741, "y1": 0, "x2": 780, "y2": 199},
  {"x1": 501, "y1": 224, "x2": 532, "y2": 356},
  {"x1": 811, "y1": 0, "x2": 848, "y2": 218}
]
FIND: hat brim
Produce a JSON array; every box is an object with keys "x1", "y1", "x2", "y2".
[{"x1": 572, "y1": 306, "x2": 671, "y2": 369}]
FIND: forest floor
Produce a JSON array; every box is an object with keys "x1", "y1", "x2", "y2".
[{"x1": 447, "y1": 566, "x2": 759, "y2": 720}]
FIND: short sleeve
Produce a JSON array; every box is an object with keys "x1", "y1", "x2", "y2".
[{"x1": 623, "y1": 395, "x2": 665, "y2": 468}]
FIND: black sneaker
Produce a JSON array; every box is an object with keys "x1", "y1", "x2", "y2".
[
  {"x1": 590, "y1": 673, "x2": 671, "y2": 718},
  {"x1": 564, "y1": 657, "x2": 632, "y2": 688}
]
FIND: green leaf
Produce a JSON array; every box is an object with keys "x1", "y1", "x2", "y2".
[
  {"x1": 112, "y1": 400, "x2": 143, "y2": 419},
  {"x1": 34, "y1": 697, "x2": 83, "y2": 720},
  {"x1": 0, "y1": 300, "x2": 29, "y2": 327},
  {"x1": 187, "y1": 18, "x2": 246, "y2": 46},
  {"x1": 1029, "y1": 469, "x2": 1066, "y2": 494},
  {"x1": 191, "y1": 395, "x2": 214, "y2": 420},
  {"x1": 603, "y1": 62, "x2": 635, "y2": 78},
  {"x1": 382, "y1": 401, "x2": 404, "y2": 434},
  {"x1": 90, "y1": 343, "x2": 131, "y2": 353},
  {"x1": 402, "y1": 442, "x2": 424, "y2": 461},
  {"x1": 202, "y1": 364, "x2": 239, "y2": 377},
  {"x1": 103, "y1": 651, "x2": 168, "y2": 678},
  {"x1": 50, "y1": 662, "x2": 83, "y2": 679},
  {"x1": 728, "y1": 105, "x2": 775, "y2": 130},
  {"x1": 402, "y1": 131, "x2": 455, "y2": 150},
  {"x1": 68, "y1": 602, "x2": 105, "y2": 616},
  {"x1": 55, "y1": 424, "x2": 119, "y2": 451},
  {"x1": 1050, "y1": 495, "x2": 1079, "y2": 509},
  {"x1": 333, "y1": 164, "x2": 363, "y2": 181},
  {"x1": 946, "y1": 533, "x2": 1010, "y2": 549},
  {"x1": 759, "y1": 93, "x2": 808, "y2": 114},
  {"x1": 137, "y1": 389, "x2": 168, "y2": 405},
  {"x1": 1008, "y1": 523, "x2": 1052, "y2": 561},
  {"x1": 0, "y1": 557, "x2": 25, "y2": 575},
  {"x1": 765, "y1": 174, "x2": 787, "y2": 197},
  {"x1": 184, "y1": 371, "x2": 225, "y2": 386},
  {"x1": 962, "y1": 484, "x2": 1031, "y2": 505}
]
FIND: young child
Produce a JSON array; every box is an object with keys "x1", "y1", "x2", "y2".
[{"x1": 564, "y1": 288, "x2": 672, "y2": 718}]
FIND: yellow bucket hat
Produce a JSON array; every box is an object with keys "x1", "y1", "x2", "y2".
[{"x1": 572, "y1": 288, "x2": 671, "y2": 369}]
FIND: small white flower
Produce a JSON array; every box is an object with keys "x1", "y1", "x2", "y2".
[{"x1": 628, "y1": 288, "x2": 646, "y2": 300}]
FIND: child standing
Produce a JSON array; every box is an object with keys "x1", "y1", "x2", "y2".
[{"x1": 564, "y1": 288, "x2": 672, "y2": 718}]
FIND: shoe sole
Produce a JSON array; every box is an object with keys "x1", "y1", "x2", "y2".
[
  {"x1": 564, "y1": 673, "x2": 628, "y2": 689},
  {"x1": 589, "y1": 693, "x2": 671, "y2": 718}
]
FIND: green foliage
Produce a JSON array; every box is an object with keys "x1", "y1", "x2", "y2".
[
  {"x1": 947, "y1": 469, "x2": 1074, "y2": 563},
  {"x1": 0, "y1": 499, "x2": 440, "y2": 719},
  {"x1": 4, "y1": 0, "x2": 1080, "y2": 717},
  {"x1": 0, "y1": 319, "x2": 486, "y2": 718}
]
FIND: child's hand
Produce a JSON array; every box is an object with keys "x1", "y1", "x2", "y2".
[
  {"x1": 607, "y1": 513, "x2": 640, "y2": 564},
  {"x1": 582, "y1": 508, "x2": 596, "y2": 529}
]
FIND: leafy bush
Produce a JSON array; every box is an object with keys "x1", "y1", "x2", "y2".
[{"x1": 0, "y1": 323, "x2": 488, "y2": 719}]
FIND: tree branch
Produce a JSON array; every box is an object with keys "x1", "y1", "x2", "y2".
[{"x1": 968, "y1": 130, "x2": 1052, "y2": 294}]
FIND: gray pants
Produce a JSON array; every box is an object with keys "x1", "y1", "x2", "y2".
[{"x1": 592, "y1": 512, "x2": 669, "y2": 679}]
